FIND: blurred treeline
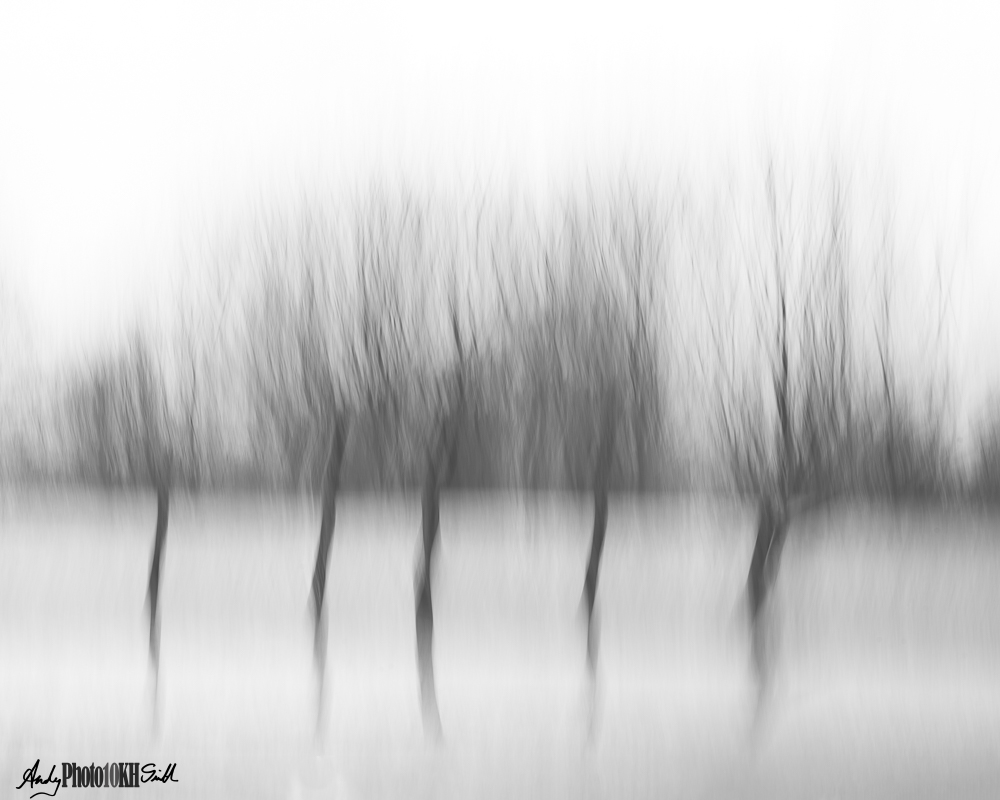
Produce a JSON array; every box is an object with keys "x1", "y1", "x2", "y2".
[{"x1": 2, "y1": 162, "x2": 998, "y2": 503}]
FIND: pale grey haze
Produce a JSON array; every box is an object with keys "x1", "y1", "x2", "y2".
[
  {"x1": 3, "y1": 494, "x2": 999, "y2": 798},
  {"x1": 0, "y1": 0, "x2": 998, "y2": 446}
]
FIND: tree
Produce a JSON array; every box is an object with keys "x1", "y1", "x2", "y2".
[
  {"x1": 700, "y1": 154, "x2": 963, "y2": 707},
  {"x1": 702, "y1": 159, "x2": 879, "y2": 696},
  {"x1": 67, "y1": 328, "x2": 175, "y2": 712},
  {"x1": 413, "y1": 292, "x2": 468, "y2": 739},
  {"x1": 233, "y1": 197, "x2": 361, "y2": 720},
  {"x1": 309, "y1": 408, "x2": 351, "y2": 723}
]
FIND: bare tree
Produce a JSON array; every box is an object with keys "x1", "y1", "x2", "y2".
[
  {"x1": 702, "y1": 160, "x2": 868, "y2": 697},
  {"x1": 67, "y1": 329, "x2": 175, "y2": 712},
  {"x1": 701, "y1": 156, "x2": 958, "y2": 705},
  {"x1": 234, "y1": 199, "x2": 361, "y2": 722},
  {"x1": 309, "y1": 407, "x2": 351, "y2": 725},
  {"x1": 414, "y1": 295, "x2": 466, "y2": 738}
]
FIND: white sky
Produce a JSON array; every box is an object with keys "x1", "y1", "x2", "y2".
[{"x1": 0, "y1": 0, "x2": 998, "y2": 440}]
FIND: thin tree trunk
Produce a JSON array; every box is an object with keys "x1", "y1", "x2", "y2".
[
  {"x1": 147, "y1": 484, "x2": 169, "y2": 663},
  {"x1": 416, "y1": 476, "x2": 442, "y2": 737},
  {"x1": 582, "y1": 488, "x2": 608, "y2": 677},
  {"x1": 146, "y1": 479, "x2": 169, "y2": 728},
  {"x1": 143, "y1": 479, "x2": 170, "y2": 735},
  {"x1": 417, "y1": 309, "x2": 464, "y2": 740},
  {"x1": 746, "y1": 498, "x2": 787, "y2": 694},
  {"x1": 582, "y1": 393, "x2": 617, "y2": 708},
  {"x1": 311, "y1": 417, "x2": 350, "y2": 713}
]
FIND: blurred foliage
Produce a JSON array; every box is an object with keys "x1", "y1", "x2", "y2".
[
  {"x1": 973, "y1": 401, "x2": 1000, "y2": 503},
  {"x1": 0, "y1": 167, "x2": 978, "y2": 503},
  {"x1": 705, "y1": 160, "x2": 959, "y2": 507}
]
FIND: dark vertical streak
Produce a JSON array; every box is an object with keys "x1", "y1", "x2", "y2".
[
  {"x1": 414, "y1": 311, "x2": 463, "y2": 740},
  {"x1": 146, "y1": 484, "x2": 169, "y2": 668},
  {"x1": 311, "y1": 417, "x2": 349, "y2": 725},
  {"x1": 747, "y1": 499, "x2": 787, "y2": 693},
  {"x1": 416, "y1": 478, "x2": 441, "y2": 737},
  {"x1": 582, "y1": 489, "x2": 608, "y2": 679},
  {"x1": 582, "y1": 394, "x2": 617, "y2": 738},
  {"x1": 146, "y1": 481, "x2": 169, "y2": 732}
]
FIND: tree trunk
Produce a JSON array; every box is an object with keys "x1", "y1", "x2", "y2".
[
  {"x1": 146, "y1": 483, "x2": 169, "y2": 668},
  {"x1": 582, "y1": 488, "x2": 608, "y2": 676},
  {"x1": 582, "y1": 394, "x2": 617, "y2": 678},
  {"x1": 416, "y1": 476, "x2": 441, "y2": 735},
  {"x1": 310, "y1": 416, "x2": 350, "y2": 730},
  {"x1": 415, "y1": 387, "x2": 462, "y2": 739},
  {"x1": 746, "y1": 498, "x2": 788, "y2": 690},
  {"x1": 311, "y1": 417, "x2": 350, "y2": 641}
]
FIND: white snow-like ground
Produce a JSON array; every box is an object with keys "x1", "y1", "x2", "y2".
[{"x1": 1, "y1": 491, "x2": 999, "y2": 799}]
